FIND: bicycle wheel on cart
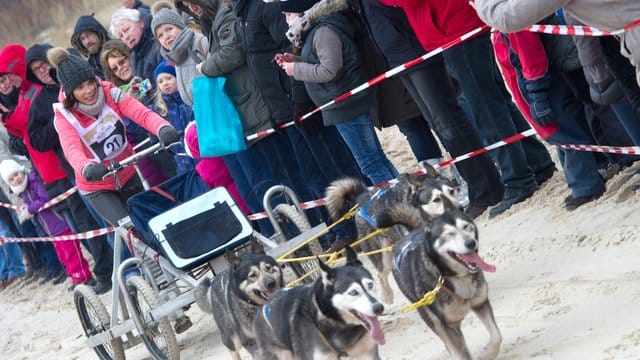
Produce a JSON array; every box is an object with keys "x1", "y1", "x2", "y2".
[
  {"x1": 74, "y1": 285, "x2": 125, "y2": 360},
  {"x1": 126, "y1": 276, "x2": 179, "y2": 360},
  {"x1": 273, "y1": 203, "x2": 322, "y2": 280}
]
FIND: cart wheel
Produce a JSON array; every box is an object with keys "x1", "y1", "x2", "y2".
[
  {"x1": 126, "y1": 276, "x2": 180, "y2": 360},
  {"x1": 273, "y1": 204, "x2": 322, "y2": 280},
  {"x1": 74, "y1": 284, "x2": 125, "y2": 360}
]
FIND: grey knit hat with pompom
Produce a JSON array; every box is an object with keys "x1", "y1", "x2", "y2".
[
  {"x1": 151, "y1": 1, "x2": 185, "y2": 37},
  {"x1": 46, "y1": 47, "x2": 95, "y2": 96}
]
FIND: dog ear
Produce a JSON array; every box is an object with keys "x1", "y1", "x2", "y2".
[
  {"x1": 418, "y1": 162, "x2": 439, "y2": 178},
  {"x1": 344, "y1": 246, "x2": 362, "y2": 266},
  {"x1": 225, "y1": 250, "x2": 241, "y2": 270},
  {"x1": 250, "y1": 237, "x2": 266, "y2": 254},
  {"x1": 317, "y1": 256, "x2": 335, "y2": 281}
]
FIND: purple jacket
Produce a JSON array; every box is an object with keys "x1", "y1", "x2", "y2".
[{"x1": 19, "y1": 170, "x2": 71, "y2": 236}]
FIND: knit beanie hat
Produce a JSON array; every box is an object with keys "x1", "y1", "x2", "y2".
[
  {"x1": 151, "y1": 1, "x2": 185, "y2": 37},
  {"x1": 46, "y1": 47, "x2": 95, "y2": 96},
  {"x1": 279, "y1": 0, "x2": 320, "y2": 13},
  {"x1": 154, "y1": 60, "x2": 176, "y2": 80},
  {"x1": 0, "y1": 159, "x2": 25, "y2": 186}
]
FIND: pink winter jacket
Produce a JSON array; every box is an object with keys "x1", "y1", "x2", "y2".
[
  {"x1": 184, "y1": 122, "x2": 250, "y2": 214},
  {"x1": 54, "y1": 80, "x2": 170, "y2": 193}
]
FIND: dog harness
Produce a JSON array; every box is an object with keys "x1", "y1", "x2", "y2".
[{"x1": 358, "y1": 188, "x2": 385, "y2": 227}]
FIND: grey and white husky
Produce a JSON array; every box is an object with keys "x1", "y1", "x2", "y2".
[
  {"x1": 195, "y1": 239, "x2": 283, "y2": 359},
  {"x1": 253, "y1": 246, "x2": 386, "y2": 360},
  {"x1": 377, "y1": 206, "x2": 502, "y2": 360}
]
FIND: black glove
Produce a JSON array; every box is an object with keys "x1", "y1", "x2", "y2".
[
  {"x1": 294, "y1": 102, "x2": 324, "y2": 134},
  {"x1": 82, "y1": 163, "x2": 109, "y2": 182},
  {"x1": 158, "y1": 125, "x2": 180, "y2": 145},
  {"x1": 528, "y1": 91, "x2": 554, "y2": 126}
]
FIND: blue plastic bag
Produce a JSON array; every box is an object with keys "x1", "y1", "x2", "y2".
[{"x1": 192, "y1": 76, "x2": 247, "y2": 157}]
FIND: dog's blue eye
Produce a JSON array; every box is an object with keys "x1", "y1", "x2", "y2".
[
  {"x1": 349, "y1": 290, "x2": 358, "y2": 296},
  {"x1": 367, "y1": 282, "x2": 373, "y2": 289}
]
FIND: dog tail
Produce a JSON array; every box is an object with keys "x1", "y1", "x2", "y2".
[
  {"x1": 195, "y1": 277, "x2": 214, "y2": 314},
  {"x1": 325, "y1": 177, "x2": 368, "y2": 220},
  {"x1": 376, "y1": 204, "x2": 423, "y2": 231}
]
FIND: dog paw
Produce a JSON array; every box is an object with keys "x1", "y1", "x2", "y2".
[{"x1": 475, "y1": 343, "x2": 500, "y2": 360}]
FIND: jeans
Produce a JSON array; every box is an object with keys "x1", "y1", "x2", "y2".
[
  {"x1": 611, "y1": 103, "x2": 640, "y2": 146},
  {"x1": 396, "y1": 116, "x2": 442, "y2": 162},
  {"x1": 335, "y1": 112, "x2": 398, "y2": 184},
  {"x1": 21, "y1": 219, "x2": 63, "y2": 275},
  {"x1": 444, "y1": 33, "x2": 542, "y2": 193},
  {"x1": 546, "y1": 69, "x2": 605, "y2": 198},
  {"x1": 0, "y1": 219, "x2": 26, "y2": 279},
  {"x1": 400, "y1": 60, "x2": 504, "y2": 206}
]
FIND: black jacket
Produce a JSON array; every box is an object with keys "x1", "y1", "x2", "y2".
[
  {"x1": 26, "y1": 44, "x2": 75, "y2": 179},
  {"x1": 231, "y1": 0, "x2": 295, "y2": 124}
]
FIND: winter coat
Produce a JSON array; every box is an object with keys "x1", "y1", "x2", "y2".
[
  {"x1": 377, "y1": 0, "x2": 487, "y2": 52},
  {"x1": 19, "y1": 170, "x2": 71, "y2": 236},
  {"x1": 201, "y1": 0, "x2": 272, "y2": 143},
  {"x1": 131, "y1": 11, "x2": 164, "y2": 87},
  {"x1": 289, "y1": 0, "x2": 421, "y2": 129},
  {"x1": 53, "y1": 80, "x2": 170, "y2": 193},
  {"x1": 492, "y1": 31, "x2": 559, "y2": 139},
  {"x1": 231, "y1": 0, "x2": 296, "y2": 124},
  {"x1": 0, "y1": 44, "x2": 67, "y2": 184},
  {"x1": 149, "y1": 91, "x2": 197, "y2": 173},
  {"x1": 70, "y1": 15, "x2": 110, "y2": 79},
  {"x1": 26, "y1": 44, "x2": 76, "y2": 179},
  {"x1": 161, "y1": 29, "x2": 207, "y2": 107},
  {"x1": 295, "y1": 12, "x2": 372, "y2": 125}
]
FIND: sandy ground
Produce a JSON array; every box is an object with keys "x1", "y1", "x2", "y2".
[{"x1": 1, "y1": 126, "x2": 639, "y2": 360}]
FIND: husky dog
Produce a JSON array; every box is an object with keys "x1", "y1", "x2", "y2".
[
  {"x1": 195, "y1": 239, "x2": 283, "y2": 360},
  {"x1": 253, "y1": 246, "x2": 386, "y2": 360},
  {"x1": 325, "y1": 168, "x2": 461, "y2": 304},
  {"x1": 377, "y1": 207, "x2": 501, "y2": 360}
]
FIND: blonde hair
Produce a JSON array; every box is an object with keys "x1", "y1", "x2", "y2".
[{"x1": 154, "y1": 88, "x2": 169, "y2": 117}]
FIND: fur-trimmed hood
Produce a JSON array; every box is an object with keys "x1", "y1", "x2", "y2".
[{"x1": 284, "y1": 0, "x2": 349, "y2": 49}]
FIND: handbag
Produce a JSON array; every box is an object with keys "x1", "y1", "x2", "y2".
[{"x1": 192, "y1": 76, "x2": 247, "y2": 157}]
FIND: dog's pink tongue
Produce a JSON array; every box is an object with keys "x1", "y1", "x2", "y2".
[
  {"x1": 365, "y1": 315, "x2": 385, "y2": 345},
  {"x1": 459, "y1": 252, "x2": 496, "y2": 272}
]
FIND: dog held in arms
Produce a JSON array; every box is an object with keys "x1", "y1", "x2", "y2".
[
  {"x1": 253, "y1": 246, "x2": 386, "y2": 360},
  {"x1": 377, "y1": 205, "x2": 501, "y2": 360},
  {"x1": 325, "y1": 167, "x2": 461, "y2": 304},
  {"x1": 195, "y1": 239, "x2": 283, "y2": 360}
]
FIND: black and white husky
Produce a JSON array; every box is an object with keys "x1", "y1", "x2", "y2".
[
  {"x1": 325, "y1": 167, "x2": 461, "y2": 304},
  {"x1": 195, "y1": 240, "x2": 283, "y2": 359},
  {"x1": 377, "y1": 206, "x2": 502, "y2": 360},
  {"x1": 253, "y1": 246, "x2": 386, "y2": 360}
]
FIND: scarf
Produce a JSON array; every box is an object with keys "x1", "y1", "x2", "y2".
[
  {"x1": 161, "y1": 29, "x2": 196, "y2": 66},
  {"x1": 75, "y1": 85, "x2": 106, "y2": 117}
]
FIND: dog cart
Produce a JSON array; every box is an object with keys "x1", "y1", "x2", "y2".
[{"x1": 72, "y1": 141, "x2": 326, "y2": 360}]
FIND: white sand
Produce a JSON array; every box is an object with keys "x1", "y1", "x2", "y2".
[{"x1": 1, "y1": 126, "x2": 639, "y2": 360}]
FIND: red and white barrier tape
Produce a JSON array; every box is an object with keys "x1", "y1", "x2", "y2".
[
  {"x1": 556, "y1": 144, "x2": 640, "y2": 155},
  {"x1": 0, "y1": 226, "x2": 114, "y2": 245},
  {"x1": 0, "y1": 186, "x2": 77, "y2": 213},
  {"x1": 526, "y1": 20, "x2": 640, "y2": 37},
  {"x1": 247, "y1": 128, "x2": 537, "y2": 221},
  {"x1": 245, "y1": 25, "x2": 491, "y2": 142}
]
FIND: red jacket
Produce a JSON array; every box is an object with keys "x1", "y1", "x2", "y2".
[
  {"x1": 0, "y1": 44, "x2": 67, "y2": 184},
  {"x1": 54, "y1": 80, "x2": 170, "y2": 193},
  {"x1": 378, "y1": 0, "x2": 487, "y2": 51},
  {"x1": 491, "y1": 31, "x2": 558, "y2": 138}
]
